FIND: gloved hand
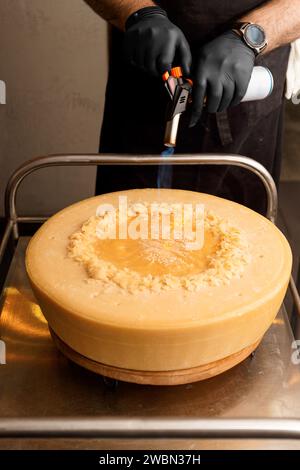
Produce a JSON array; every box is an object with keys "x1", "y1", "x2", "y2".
[
  {"x1": 190, "y1": 31, "x2": 255, "y2": 127},
  {"x1": 124, "y1": 6, "x2": 192, "y2": 77}
]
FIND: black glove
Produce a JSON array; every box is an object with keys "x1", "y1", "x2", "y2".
[
  {"x1": 190, "y1": 31, "x2": 255, "y2": 127},
  {"x1": 124, "y1": 6, "x2": 192, "y2": 77}
]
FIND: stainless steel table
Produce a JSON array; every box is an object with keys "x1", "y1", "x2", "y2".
[{"x1": 0, "y1": 154, "x2": 300, "y2": 450}]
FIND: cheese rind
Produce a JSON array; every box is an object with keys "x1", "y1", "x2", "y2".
[{"x1": 26, "y1": 189, "x2": 292, "y2": 372}]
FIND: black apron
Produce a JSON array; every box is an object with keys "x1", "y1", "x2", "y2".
[{"x1": 97, "y1": 1, "x2": 290, "y2": 214}]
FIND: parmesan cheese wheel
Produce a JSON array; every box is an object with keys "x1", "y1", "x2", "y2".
[{"x1": 26, "y1": 189, "x2": 292, "y2": 373}]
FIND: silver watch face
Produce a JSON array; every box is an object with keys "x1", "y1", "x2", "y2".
[{"x1": 244, "y1": 24, "x2": 266, "y2": 48}]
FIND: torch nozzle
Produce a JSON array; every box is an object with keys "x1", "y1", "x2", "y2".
[{"x1": 164, "y1": 114, "x2": 181, "y2": 148}]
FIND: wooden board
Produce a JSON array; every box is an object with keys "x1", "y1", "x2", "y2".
[{"x1": 50, "y1": 328, "x2": 261, "y2": 386}]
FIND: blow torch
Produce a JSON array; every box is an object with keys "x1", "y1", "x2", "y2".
[{"x1": 163, "y1": 65, "x2": 274, "y2": 148}]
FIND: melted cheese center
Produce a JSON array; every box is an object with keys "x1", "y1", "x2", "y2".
[
  {"x1": 94, "y1": 229, "x2": 220, "y2": 277},
  {"x1": 68, "y1": 202, "x2": 251, "y2": 293}
]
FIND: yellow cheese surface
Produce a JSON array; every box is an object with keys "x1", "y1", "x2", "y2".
[{"x1": 26, "y1": 189, "x2": 292, "y2": 371}]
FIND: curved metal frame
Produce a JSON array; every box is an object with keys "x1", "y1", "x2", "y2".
[
  {"x1": 0, "y1": 153, "x2": 299, "y2": 441},
  {"x1": 4, "y1": 153, "x2": 279, "y2": 225}
]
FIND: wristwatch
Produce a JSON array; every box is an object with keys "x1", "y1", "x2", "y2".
[{"x1": 232, "y1": 22, "x2": 268, "y2": 56}]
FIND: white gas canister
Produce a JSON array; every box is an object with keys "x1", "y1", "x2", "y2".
[{"x1": 241, "y1": 66, "x2": 274, "y2": 103}]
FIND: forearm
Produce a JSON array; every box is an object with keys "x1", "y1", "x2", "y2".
[
  {"x1": 89, "y1": 0, "x2": 156, "y2": 29},
  {"x1": 240, "y1": 0, "x2": 300, "y2": 52}
]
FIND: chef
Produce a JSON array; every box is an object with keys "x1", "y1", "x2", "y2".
[{"x1": 89, "y1": 0, "x2": 300, "y2": 214}]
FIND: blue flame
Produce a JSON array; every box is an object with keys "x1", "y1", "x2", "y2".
[
  {"x1": 157, "y1": 147, "x2": 175, "y2": 189},
  {"x1": 161, "y1": 147, "x2": 175, "y2": 157}
]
